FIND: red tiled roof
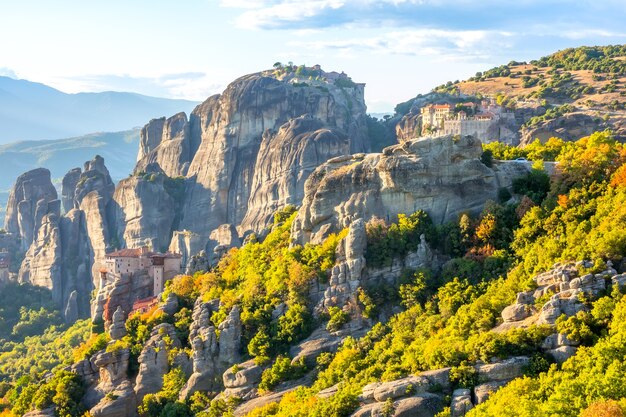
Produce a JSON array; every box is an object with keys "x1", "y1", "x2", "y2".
[
  {"x1": 106, "y1": 248, "x2": 181, "y2": 259},
  {"x1": 131, "y1": 297, "x2": 158, "y2": 313},
  {"x1": 106, "y1": 248, "x2": 144, "y2": 258}
]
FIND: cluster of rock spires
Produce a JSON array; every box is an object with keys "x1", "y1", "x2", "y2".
[
  {"x1": 3, "y1": 158, "x2": 115, "y2": 320},
  {"x1": 4, "y1": 67, "x2": 545, "y2": 417},
  {"x1": 2, "y1": 67, "x2": 531, "y2": 321}
]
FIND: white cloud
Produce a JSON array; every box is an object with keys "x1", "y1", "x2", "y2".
[
  {"x1": 43, "y1": 72, "x2": 226, "y2": 101},
  {"x1": 234, "y1": 0, "x2": 346, "y2": 29},
  {"x1": 288, "y1": 29, "x2": 514, "y2": 61},
  {"x1": 0, "y1": 67, "x2": 18, "y2": 79}
]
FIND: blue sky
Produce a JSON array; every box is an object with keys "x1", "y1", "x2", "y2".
[{"x1": 2, "y1": 0, "x2": 626, "y2": 112}]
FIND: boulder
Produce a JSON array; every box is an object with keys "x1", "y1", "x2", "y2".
[
  {"x1": 419, "y1": 368, "x2": 452, "y2": 392},
  {"x1": 90, "y1": 380, "x2": 136, "y2": 417},
  {"x1": 372, "y1": 376, "x2": 430, "y2": 402},
  {"x1": 289, "y1": 327, "x2": 342, "y2": 369},
  {"x1": 475, "y1": 356, "x2": 529, "y2": 382},
  {"x1": 474, "y1": 381, "x2": 508, "y2": 404},
  {"x1": 547, "y1": 346, "x2": 578, "y2": 364},
  {"x1": 501, "y1": 303, "x2": 535, "y2": 322},
  {"x1": 108, "y1": 306, "x2": 126, "y2": 340},
  {"x1": 394, "y1": 394, "x2": 443, "y2": 417},
  {"x1": 450, "y1": 388, "x2": 473, "y2": 417},
  {"x1": 223, "y1": 360, "x2": 264, "y2": 389},
  {"x1": 134, "y1": 339, "x2": 169, "y2": 402}
]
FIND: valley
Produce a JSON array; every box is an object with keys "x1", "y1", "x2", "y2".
[{"x1": 2, "y1": 47, "x2": 626, "y2": 417}]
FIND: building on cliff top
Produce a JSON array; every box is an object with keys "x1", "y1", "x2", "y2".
[
  {"x1": 102, "y1": 247, "x2": 182, "y2": 296},
  {"x1": 421, "y1": 99, "x2": 515, "y2": 143}
]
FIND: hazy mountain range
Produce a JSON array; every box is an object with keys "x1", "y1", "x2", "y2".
[
  {"x1": 0, "y1": 76, "x2": 197, "y2": 144},
  {"x1": 0, "y1": 129, "x2": 141, "y2": 214}
]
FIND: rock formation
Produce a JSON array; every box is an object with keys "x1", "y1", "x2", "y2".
[
  {"x1": 315, "y1": 219, "x2": 366, "y2": 315},
  {"x1": 110, "y1": 167, "x2": 180, "y2": 252},
  {"x1": 132, "y1": 69, "x2": 369, "y2": 260},
  {"x1": 89, "y1": 348, "x2": 136, "y2": 417},
  {"x1": 4, "y1": 168, "x2": 59, "y2": 252},
  {"x1": 180, "y1": 301, "x2": 242, "y2": 399},
  {"x1": 134, "y1": 323, "x2": 182, "y2": 402},
  {"x1": 135, "y1": 112, "x2": 195, "y2": 178},
  {"x1": 61, "y1": 168, "x2": 81, "y2": 213},
  {"x1": 291, "y1": 135, "x2": 530, "y2": 245},
  {"x1": 109, "y1": 306, "x2": 127, "y2": 340},
  {"x1": 8, "y1": 157, "x2": 120, "y2": 319},
  {"x1": 520, "y1": 112, "x2": 609, "y2": 145}
]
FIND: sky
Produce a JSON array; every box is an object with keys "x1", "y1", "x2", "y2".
[{"x1": 2, "y1": 0, "x2": 626, "y2": 113}]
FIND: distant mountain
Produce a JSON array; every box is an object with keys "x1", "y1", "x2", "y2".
[
  {"x1": 0, "y1": 76, "x2": 197, "y2": 143},
  {"x1": 0, "y1": 129, "x2": 140, "y2": 214}
]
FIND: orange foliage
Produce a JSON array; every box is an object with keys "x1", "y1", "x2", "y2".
[
  {"x1": 557, "y1": 194, "x2": 569, "y2": 208},
  {"x1": 610, "y1": 164, "x2": 626, "y2": 188},
  {"x1": 581, "y1": 400, "x2": 624, "y2": 417},
  {"x1": 516, "y1": 195, "x2": 536, "y2": 219}
]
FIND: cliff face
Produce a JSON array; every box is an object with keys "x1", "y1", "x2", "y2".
[
  {"x1": 291, "y1": 135, "x2": 531, "y2": 245},
  {"x1": 131, "y1": 70, "x2": 369, "y2": 258},
  {"x1": 4, "y1": 168, "x2": 59, "y2": 252},
  {"x1": 110, "y1": 168, "x2": 180, "y2": 253},
  {"x1": 135, "y1": 112, "x2": 196, "y2": 178},
  {"x1": 11, "y1": 157, "x2": 116, "y2": 320}
]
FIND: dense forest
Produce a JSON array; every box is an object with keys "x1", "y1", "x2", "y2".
[
  {"x1": 1, "y1": 129, "x2": 626, "y2": 416},
  {"x1": 4, "y1": 45, "x2": 626, "y2": 417}
]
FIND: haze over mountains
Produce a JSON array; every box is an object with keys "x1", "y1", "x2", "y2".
[{"x1": 0, "y1": 76, "x2": 197, "y2": 144}]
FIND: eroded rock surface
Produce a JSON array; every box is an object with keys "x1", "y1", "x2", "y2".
[{"x1": 291, "y1": 135, "x2": 530, "y2": 245}]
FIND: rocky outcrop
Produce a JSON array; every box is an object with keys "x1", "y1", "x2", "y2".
[
  {"x1": 91, "y1": 268, "x2": 153, "y2": 323},
  {"x1": 222, "y1": 360, "x2": 265, "y2": 400},
  {"x1": 109, "y1": 306, "x2": 127, "y2": 340},
  {"x1": 154, "y1": 69, "x2": 369, "y2": 258},
  {"x1": 451, "y1": 389, "x2": 473, "y2": 417},
  {"x1": 541, "y1": 332, "x2": 579, "y2": 364},
  {"x1": 350, "y1": 357, "x2": 531, "y2": 416},
  {"x1": 217, "y1": 305, "x2": 242, "y2": 369},
  {"x1": 88, "y1": 348, "x2": 136, "y2": 417},
  {"x1": 289, "y1": 327, "x2": 343, "y2": 369},
  {"x1": 111, "y1": 168, "x2": 180, "y2": 252},
  {"x1": 135, "y1": 323, "x2": 182, "y2": 402},
  {"x1": 240, "y1": 115, "x2": 351, "y2": 233},
  {"x1": 135, "y1": 113, "x2": 195, "y2": 178},
  {"x1": 315, "y1": 219, "x2": 366, "y2": 315},
  {"x1": 520, "y1": 112, "x2": 608, "y2": 146},
  {"x1": 18, "y1": 206, "x2": 93, "y2": 319},
  {"x1": 207, "y1": 224, "x2": 241, "y2": 266},
  {"x1": 23, "y1": 408, "x2": 56, "y2": 417},
  {"x1": 4, "y1": 168, "x2": 58, "y2": 252},
  {"x1": 18, "y1": 213, "x2": 62, "y2": 293},
  {"x1": 501, "y1": 260, "x2": 614, "y2": 328},
  {"x1": 74, "y1": 156, "x2": 115, "y2": 208},
  {"x1": 351, "y1": 394, "x2": 443, "y2": 417},
  {"x1": 395, "y1": 112, "x2": 422, "y2": 143},
  {"x1": 180, "y1": 300, "x2": 242, "y2": 399},
  {"x1": 292, "y1": 135, "x2": 530, "y2": 245},
  {"x1": 64, "y1": 290, "x2": 79, "y2": 324},
  {"x1": 61, "y1": 168, "x2": 81, "y2": 213}
]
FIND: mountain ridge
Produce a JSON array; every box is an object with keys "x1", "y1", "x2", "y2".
[{"x1": 0, "y1": 76, "x2": 197, "y2": 144}]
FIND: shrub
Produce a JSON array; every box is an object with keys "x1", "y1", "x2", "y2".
[
  {"x1": 258, "y1": 356, "x2": 307, "y2": 393},
  {"x1": 326, "y1": 307, "x2": 350, "y2": 332}
]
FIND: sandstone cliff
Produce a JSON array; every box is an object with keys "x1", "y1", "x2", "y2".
[
  {"x1": 132, "y1": 68, "x2": 369, "y2": 260},
  {"x1": 291, "y1": 134, "x2": 530, "y2": 245},
  {"x1": 4, "y1": 168, "x2": 59, "y2": 252}
]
